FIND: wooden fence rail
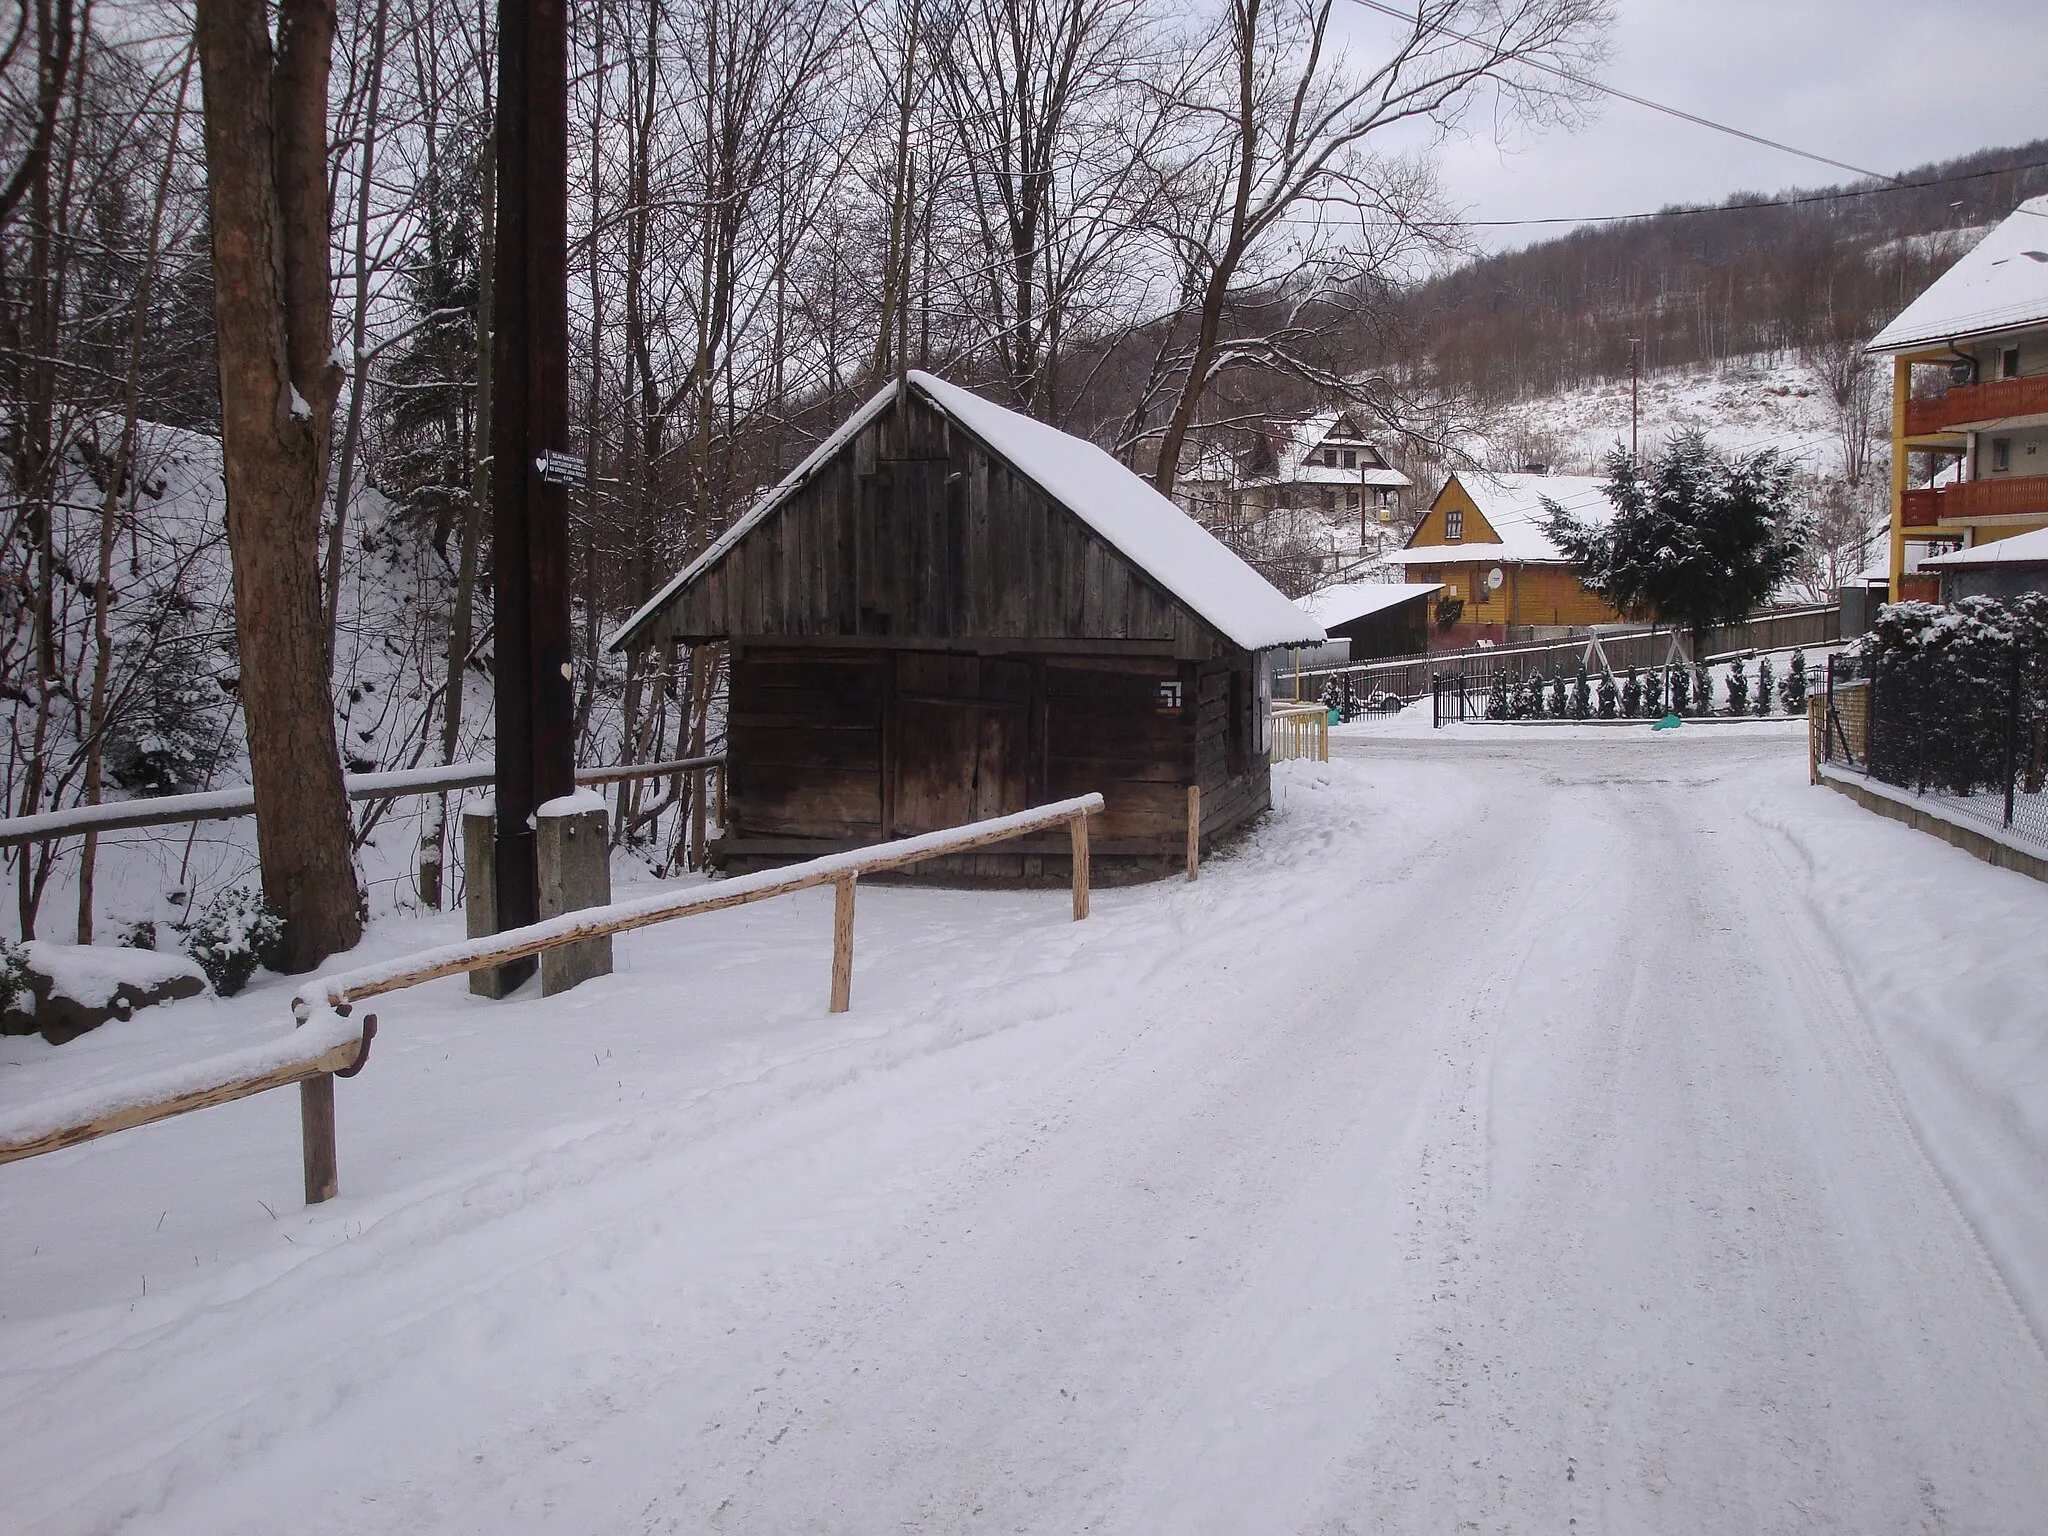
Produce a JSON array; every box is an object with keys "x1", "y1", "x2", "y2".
[
  {"x1": 0, "y1": 756, "x2": 725, "y2": 848},
  {"x1": 1270, "y1": 704, "x2": 1331, "y2": 764},
  {"x1": 0, "y1": 793, "x2": 1104, "y2": 1213}
]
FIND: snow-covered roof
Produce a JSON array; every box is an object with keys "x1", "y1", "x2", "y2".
[
  {"x1": 1868, "y1": 196, "x2": 2048, "y2": 353},
  {"x1": 1296, "y1": 580, "x2": 1443, "y2": 629},
  {"x1": 1395, "y1": 472, "x2": 1612, "y2": 565},
  {"x1": 1919, "y1": 527, "x2": 2048, "y2": 568},
  {"x1": 608, "y1": 373, "x2": 1322, "y2": 654}
]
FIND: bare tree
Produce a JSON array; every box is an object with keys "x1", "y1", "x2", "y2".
[
  {"x1": 194, "y1": 0, "x2": 363, "y2": 968},
  {"x1": 1147, "y1": 0, "x2": 1611, "y2": 499}
]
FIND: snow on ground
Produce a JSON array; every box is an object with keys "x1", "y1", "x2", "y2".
[
  {"x1": 4, "y1": 728, "x2": 2048, "y2": 1532},
  {"x1": 1479, "y1": 354, "x2": 1849, "y2": 476}
]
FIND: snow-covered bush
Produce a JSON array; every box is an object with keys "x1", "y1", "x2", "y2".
[
  {"x1": 1781, "y1": 649, "x2": 1808, "y2": 711},
  {"x1": 1726, "y1": 659, "x2": 1750, "y2": 715},
  {"x1": 1487, "y1": 667, "x2": 1512, "y2": 720},
  {"x1": 1621, "y1": 666, "x2": 1642, "y2": 718},
  {"x1": 1644, "y1": 667, "x2": 1665, "y2": 717},
  {"x1": 182, "y1": 886, "x2": 284, "y2": 997},
  {"x1": 1570, "y1": 665, "x2": 1591, "y2": 720},
  {"x1": 1521, "y1": 670, "x2": 1543, "y2": 719},
  {"x1": 1755, "y1": 655, "x2": 1775, "y2": 715},
  {"x1": 1596, "y1": 671, "x2": 1618, "y2": 718},
  {"x1": 1693, "y1": 661, "x2": 1713, "y2": 714},
  {"x1": 120, "y1": 920, "x2": 158, "y2": 951},
  {"x1": 0, "y1": 938, "x2": 25, "y2": 1020},
  {"x1": 1550, "y1": 673, "x2": 1568, "y2": 717},
  {"x1": 1669, "y1": 665, "x2": 1691, "y2": 715}
]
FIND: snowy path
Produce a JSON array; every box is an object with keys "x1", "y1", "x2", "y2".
[{"x1": 4, "y1": 726, "x2": 2047, "y2": 1532}]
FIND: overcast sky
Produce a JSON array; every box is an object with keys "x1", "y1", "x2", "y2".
[{"x1": 1334, "y1": 0, "x2": 2048, "y2": 256}]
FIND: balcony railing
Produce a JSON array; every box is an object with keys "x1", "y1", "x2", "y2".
[
  {"x1": 1905, "y1": 374, "x2": 2048, "y2": 437},
  {"x1": 1902, "y1": 476, "x2": 2048, "y2": 528}
]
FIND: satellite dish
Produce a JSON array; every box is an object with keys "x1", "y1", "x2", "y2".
[{"x1": 1487, "y1": 567, "x2": 1505, "y2": 590}]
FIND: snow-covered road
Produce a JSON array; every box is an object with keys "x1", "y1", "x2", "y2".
[{"x1": 5, "y1": 724, "x2": 2047, "y2": 1532}]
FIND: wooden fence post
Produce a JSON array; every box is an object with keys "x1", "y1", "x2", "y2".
[
  {"x1": 830, "y1": 874, "x2": 856, "y2": 1013},
  {"x1": 1186, "y1": 785, "x2": 1200, "y2": 881},
  {"x1": 301, "y1": 1074, "x2": 338, "y2": 1204},
  {"x1": 1069, "y1": 811, "x2": 1090, "y2": 920}
]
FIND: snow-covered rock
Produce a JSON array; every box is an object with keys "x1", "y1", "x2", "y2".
[{"x1": 2, "y1": 941, "x2": 208, "y2": 1046}]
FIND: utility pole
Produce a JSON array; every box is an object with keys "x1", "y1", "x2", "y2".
[
  {"x1": 489, "y1": 0, "x2": 575, "y2": 987},
  {"x1": 1628, "y1": 336, "x2": 1642, "y2": 462}
]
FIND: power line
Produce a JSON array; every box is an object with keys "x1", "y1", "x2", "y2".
[{"x1": 1343, "y1": 0, "x2": 1897, "y2": 184}]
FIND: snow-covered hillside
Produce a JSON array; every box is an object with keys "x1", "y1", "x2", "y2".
[{"x1": 1476, "y1": 353, "x2": 1859, "y2": 477}]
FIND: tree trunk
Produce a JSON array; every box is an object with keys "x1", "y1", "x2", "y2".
[{"x1": 195, "y1": 0, "x2": 363, "y2": 970}]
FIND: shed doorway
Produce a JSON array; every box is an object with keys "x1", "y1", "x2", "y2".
[{"x1": 889, "y1": 652, "x2": 1035, "y2": 836}]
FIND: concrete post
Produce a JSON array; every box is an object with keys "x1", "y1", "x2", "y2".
[
  {"x1": 536, "y1": 794, "x2": 612, "y2": 995},
  {"x1": 461, "y1": 809, "x2": 518, "y2": 998}
]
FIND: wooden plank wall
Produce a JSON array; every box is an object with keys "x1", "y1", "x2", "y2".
[
  {"x1": 653, "y1": 395, "x2": 1218, "y2": 659},
  {"x1": 723, "y1": 645, "x2": 1272, "y2": 880}
]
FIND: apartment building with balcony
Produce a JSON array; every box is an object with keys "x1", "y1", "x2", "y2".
[{"x1": 1867, "y1": 195, "x2": 2048, "y2": 600}]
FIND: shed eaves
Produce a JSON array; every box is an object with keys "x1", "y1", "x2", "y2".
[{"x1": 1920, "y1": 526, "x2": 2048, "y2": 568}]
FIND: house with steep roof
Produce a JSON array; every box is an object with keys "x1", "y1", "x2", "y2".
[
  {"x1": 1866, "y1": 195, "x2": 2048, "y2": 601},
  {"x1": 608, "y1": 372, "x2": 1322, "y2": 883},
  {"x1": 1175, "y1": 411, "x2": 1411, "y2": 547},
  {"x1": 1378, "y1": 471, "x2": 1621, "y2": 648}
]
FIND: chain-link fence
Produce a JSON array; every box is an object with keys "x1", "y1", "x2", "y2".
[{"x1": 1822, "y1": 648, "x2": 2048, "y2": 851}]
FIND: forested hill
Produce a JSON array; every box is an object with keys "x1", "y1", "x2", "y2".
[{"x1": 1405, "y1": 140, "x2": 2048, "y2": 403}]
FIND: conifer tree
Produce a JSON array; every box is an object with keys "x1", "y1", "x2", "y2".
[
  {"x1": 1670, "y1": 664, "x2": 1692, "y2": 715},
  {"x1": 1754, "y1": 654, "x2": 1774, "y2": 715},
  {"x1": 1693, "y1": 660, "x2": 1713, "y2": 713},
  {"x1": 1727, "y1": 659, "x2": 1750, "y2": 714},
  {"x1": 1488, "y1": 666, "x2": 1512, "y2": 720},
  {"x1": 1571, "y1": 664, "x2": 1591, "y2": 720},
  {"x1": 1781, "y1": 649, "x2": 1808, "y2": 711},
  {"x1": 1526, "y1": 669, "x2": 1546, "y2": 718},
  {"x1": 1621, "y1": 665, "x2": 1642, "y2": 717},
  {"x1": 1550, "y1": 672, "x2": 1568, "y2": 717},
  {"x1": 1645, "y1": 667, "x2": 1664, "y2": 716}
]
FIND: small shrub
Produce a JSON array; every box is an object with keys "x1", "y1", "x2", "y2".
[
  {"x1": 1621, "y1": 666, "x2": 1642, "y2": 718},
  {"x1": 1781, "y1": 649, "x2": 1808, "y2": 711},
  {"x1": 1693, "y1": 661, "x2": 1713, "y2": 714},
  {"x1": 1596, "y1": 671, "x2": 1618, "y2": 718},
  {"x1": 1755, "y1": 655, "x2": 1775, "y2": 716},
  {"x1": 182, "y1": 886, "x2": 284, "y2": 997},
  {"x1": 1726, "y1": 660, "x2": 1750, "y2": 715},
  {"x1": 1644, "y1": 667, "x2": 1665, "y2": 716},
  {"x1": 1487, "y1": 667, "x2": 1513, "y2": 720},
  {"x1": 1550, "y1": 672, "x2": 1569, "y2": 716},
  {"x1": 0, "y1": 938, "x2": 25, "y2": 1018},
  {"x1": 120, "y1": 920, "x2": 158, "y2": 951},
  {"x1": 1669, "y1": 665, "x2": 1692, "y2": 715},
  {"x1": 1526, "y1": 669, "x2": 1546, "y2": 718},
  {"x1": 1571, "y1": 665, "x2": 1591, "y2": 720}
]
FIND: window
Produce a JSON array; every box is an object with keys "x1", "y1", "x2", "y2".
[
  {"x1": 1343, "y1": 450, "x2": 1358, "y2": 469},
  {"x1": 1992, "y1": 438, "x2": 2012, "y2": 472},
  {"x1": 1320, "y1": 487, "x2": 1336, "y2": 512},
  {"x1": 1345, "y1": 489, "x2": 1361, "y2": 511},
  {"x1": 1325, "y1": 448, "x2": 1342, "y2": 467},
  {"x1": 2004, "y1": 347, "x2": 2022, "y2": 380},
  {"x1": 1445, "y1": 509, "x2": 1464, "y2": 540}
]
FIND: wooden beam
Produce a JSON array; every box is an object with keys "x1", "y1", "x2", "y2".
[
  {"x1": 300, "y1": 1073, "x2": 338, "y2": 1203},
  {"x1": 830, "y1": 874, "x2": 856, "y2": 1013},
  {"x1": 1069, "y1": 813, "x2": 1090, "y2": 920}
]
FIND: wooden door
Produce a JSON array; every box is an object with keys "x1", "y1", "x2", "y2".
[{"x1": 890, "y1": 653, "x2": 1034, "y2": 835}]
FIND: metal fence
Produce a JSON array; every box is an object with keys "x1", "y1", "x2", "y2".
[
  {"x1": 1821, "y1": 649, "x2": 2048, "y2": 851},
  {"x1": 1277, "y1": 603, "x2": 1840, "y2": 703}
]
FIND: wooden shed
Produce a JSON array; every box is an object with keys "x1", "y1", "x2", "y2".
[{"x1": 607, "y1": 372, "x2": 1322, "y2": 882}]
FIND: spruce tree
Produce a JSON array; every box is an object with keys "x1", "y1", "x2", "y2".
[
  {"x1": 1727, "y1": 659, "x2": 1750, "y2": 715},
  {"x1": 1597, "y1": 671, "x2": 1618, "y2": 717},
  {"x1": 1693, "y1": 660, "x2": 1713, "y2": 714},
  {"x1": 1551, "y1": 672, "x2": 1569, "y2": 717},
  {"x1": 1781, "y1": 649, "x2": 1808, "y2": 711},
  {"x1": 1488, "y1": 666, "x2": 1513, "y2": 720},
  {"x1": 1621, "y1": 666, "x2": 1642, "y2": 717},
  {"x1": 1644, "y1": 667, "x2": 1664, "y2": 716},
  {"x1": 1754, "y1": 655, "x2": 1774, "y2": 716},
  {"x1": 1571, "y1": 664, "x2": 1591, "y2": 720},
  {"x1": 1527, "y1": 668, "x2": 1546, "y2": 718},
  {"x1": 1670, "y1": 665, "x2": 1691, "y2": 715}
]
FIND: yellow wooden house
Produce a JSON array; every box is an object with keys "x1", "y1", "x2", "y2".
[{"x1": 1381, "y1": 471, "x2": 1622, "y2": 647}]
